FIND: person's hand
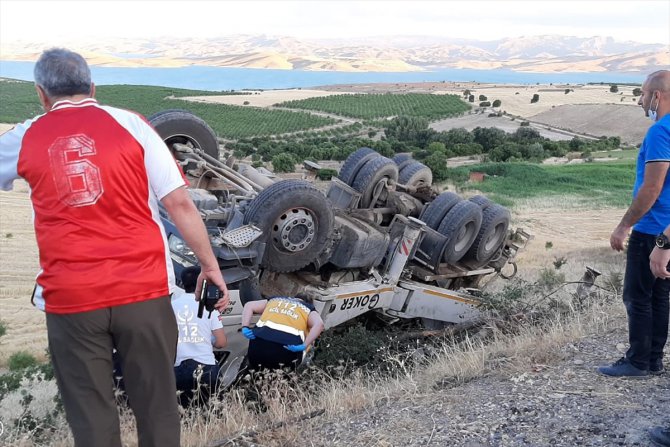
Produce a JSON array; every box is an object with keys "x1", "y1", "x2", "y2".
[
  {"x1": 610, "y1": 224, "x2": 630, "y2": 251},
  {"x1": 283, "y1": 344, "x2": 306, "y2": 352},
  {"x1": 650, "y1": 246, "x2": 670, "y2": 279},
  {"x1": 242, "y1": 327, "x2": 256, "y2": 340},
  {"x1": 194, "y1": 269, "x2": 230, "y2": 310}
]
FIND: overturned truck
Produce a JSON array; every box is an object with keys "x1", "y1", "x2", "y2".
[{"x1": 151, "y1": 110, "x2": 531, "y2": 384}]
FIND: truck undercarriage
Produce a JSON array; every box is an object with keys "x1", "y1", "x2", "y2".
[{"x1": 151, "y1": 109, "x2": 531, "y2": 385}]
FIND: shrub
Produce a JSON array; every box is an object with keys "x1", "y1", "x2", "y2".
[
  {"x1": 530, "y1": 94, "x2": 540, "y2": 103},
  {"x1": 0, "y1": 319, "x2": 6, "y2": 338},
  {"x1": 8, "y1": 351, "x2": 38, "y2": 371},
  {"x1": 520, "y1": 121, "x2": 530, "y2": 126},
  {"x1": 564, "y1": 89, "x2": 570, "y2": 94},
  {"x1": 479, "y1": 94, "x2": 487, "y2": 101},
  {"x1": 316, "y1": 168, "x2": 338, "y2": 180},
  {"x1": 492, "y1": 99, "x2": 501, "y2": 107},
  {"x1": 609, "y1": 85, "x2": 618, "y2": 93},
  {"x1": 468, "y1": 95, "x2": 475, "y2": 103},
  {"x1": 479, "y1": 101, "x2": 491, "y2": 107},
  {"x1": 271, "y1": 153, "x2": 296, "y2": 173},
  {"x1": 553, "y1": 256, "x2": 567, "y2": 269},
  {"x1": 243, "y1": 100, "x2": 250, "y2": 105},
  {"x1": 537, "y1": 267, "x2": 566, "y2": 289},
  {"x1": 632, "y1": 87, "x2": 642, "y2": 96}
]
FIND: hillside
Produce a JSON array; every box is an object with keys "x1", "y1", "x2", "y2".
[{"x1": 1, "y1": 34, "x2": 667, "y2": 73}]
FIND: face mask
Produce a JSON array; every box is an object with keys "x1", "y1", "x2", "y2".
[{"x1": 648, "y1": 93, "x2": 658, "y2": 122}]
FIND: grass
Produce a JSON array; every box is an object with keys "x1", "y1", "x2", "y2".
[
  {"x1": 0, "y1": 79, "x2": 337, "y2": 139},
  {"x1": 0, "y1": 273, "x2": 627, "y2": 446},
  {"x1": 452, "y1": 161, "x2": 635, "y2": 208},
  {"x1": 592, "y1": 148, "x2": 638, "y2": 160},
  {"x1": 7, "y1": 351, "x2": 38, "y2": 371}
]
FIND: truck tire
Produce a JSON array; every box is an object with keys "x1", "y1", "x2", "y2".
[
  {"x1": 398, "y1": 161, "x2": 433, "y2": 188},
  {"x1": 437, "y1": 200, "x2": 483, "y2": 263},
  {"x1": 464, "y1": 204, "x2": 510, "y2": 265},
  {"x1": 392, "y1": 153, "x2": 413, "y2": 166},
  {"x1": 338, "y1": 147, "x2": 379, "y2": 186},
  {"x1": 243, "y1": 180, "x2": 334, "y2": 272},
  {"x1": 148, "y1": 109, "x2": 220, "y2": 160},
  {"x1": 351, "y1": 156, "x2": 399, "y2": 208},
  {"x1": 419, "y1": 191, "x2": 461, "y2": 229},
  {"x1": 238, "y1": 277, "x2": 263, "y2": 305},
  {"x1": 468, "y1": 195, "x2": 492, "y2": 210}
]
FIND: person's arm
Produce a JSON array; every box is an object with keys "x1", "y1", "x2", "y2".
[
  {"x1": 161, "y1": 187, "x2": 229, "y2": 310},
  {"x1": 211, "y1": 328, "x2": 227, "y2": 349},
  {"x1": 302, "y1": 311, "x2": 325, "y2": 347},
  {"x1": 241, "y1": 300, "x2": 268, "y2": 327},
  {"x1": 611, "y1": 161, "x2": 669, "y2": 251},
  {"x1": 650, "y1": 224, "x2": 670, "y2": 279},
  {"x1": 0, "y1": 120, "x2": 33, "y2": 191}
]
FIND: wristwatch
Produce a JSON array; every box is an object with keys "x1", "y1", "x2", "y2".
[{"x1": 655, "y1": 233, "x2": 670, "y2": 249}]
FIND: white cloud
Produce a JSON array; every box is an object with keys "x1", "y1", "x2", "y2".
[{"x1": 1, "y1": 0, "x2": 668, "y2": 44}]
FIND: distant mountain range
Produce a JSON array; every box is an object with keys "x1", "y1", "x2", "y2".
[{"x1": 1, "y1": 34, "x2": 668, "y2": 73}]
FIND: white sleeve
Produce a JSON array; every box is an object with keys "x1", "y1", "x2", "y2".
[
  {"x1": 98, "y1": 106, "x2": 185, "y2": 200},
  {"x1": 0, "y1": 119, "x2": 34, "y2": 191},
  {"x1": 139, "y1": 119, "x2": 186, "y2": 200},
  {"x1": 209, "y1": 311, "x2": 224, "y2": 331}
]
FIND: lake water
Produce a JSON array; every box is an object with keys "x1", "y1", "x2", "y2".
[{"x1": 0, "y1": 60, "x2": 644, "y2": 91}]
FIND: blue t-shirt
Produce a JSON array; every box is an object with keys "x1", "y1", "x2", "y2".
[{"x1": 633, "y1": 114, "x2": 670, "y2": 235}]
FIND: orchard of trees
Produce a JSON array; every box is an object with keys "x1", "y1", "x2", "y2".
[{"x1": 226, "y1": 114, "x2": 623, "y2": 180}]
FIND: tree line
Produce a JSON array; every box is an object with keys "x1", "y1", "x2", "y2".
[{"x1": 225, "y1": 115, "x2": 623, "y2": 176}]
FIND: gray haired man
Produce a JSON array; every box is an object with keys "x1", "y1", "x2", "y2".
[{"x1": 0, "y1": 48, "x2": 229, "y2": 446}]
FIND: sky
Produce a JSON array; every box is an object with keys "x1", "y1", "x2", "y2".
[{"x1": 1, "y1": 0, "x2": 669, "y2": 45}]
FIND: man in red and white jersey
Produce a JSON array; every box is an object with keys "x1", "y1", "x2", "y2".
[{"x1": 0, "y1": 48, "x2": 228, "y2": 447}]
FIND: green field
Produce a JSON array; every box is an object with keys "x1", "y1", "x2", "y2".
[
  {"x1": 592, "y1": 148, "x2": 638, "y2": 161},
  {"x1": 278, "y1": 93, "x2": 471, "y2": 119},
  {"x1": 454, "y1": 161, "x2": 635, "y2": 208},
  {"x1": 0, "y1": 80, "x2": 336, "y2": 139}
]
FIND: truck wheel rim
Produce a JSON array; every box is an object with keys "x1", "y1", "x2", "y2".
[
  {"x1": 272, "y1": 208, "x2": 316, "y2": 253},
  {"x1": 454, "y1": 222, "x2": 477, "y2": 252},
  {"x1": 162, "y1": 133, "x2": 203, "y2": 152},
  {"x1": 484, "y1": 223, "x2": 506, "y2": 251}
]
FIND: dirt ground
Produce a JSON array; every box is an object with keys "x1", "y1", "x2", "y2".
[{"x1": 178, "y1": 89, "x2": 355, "y2": 107}]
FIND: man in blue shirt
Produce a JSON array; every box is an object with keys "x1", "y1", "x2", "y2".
[{"x1": 600, "y1": 70, "x2": 670, "y2": 378}]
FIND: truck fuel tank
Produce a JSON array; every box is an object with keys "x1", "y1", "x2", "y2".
[{"x1": 328, "y1": 215, "x2": 389, "y2": 269}]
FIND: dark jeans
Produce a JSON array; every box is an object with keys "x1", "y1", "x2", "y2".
[
  {"x1": 46, "y1": 296, "x2": 180, "y2": 447},
  {"x1": 247, "y1": 337, "x2": 302, "y2": 372},
  {"x1": 174, "y1": 359, "x2": 220, "y2": 407},
  {"x1": 623, "y1": 231, "x2": 670, "y2": 370}
]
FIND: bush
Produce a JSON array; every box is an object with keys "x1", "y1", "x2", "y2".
[
  {"x1": 520, "y1": 121, "x2": 530, "y2": 126},
  {"x1": 564, "y1": 89, "x2": 570, "y2": 94},
  {"x1": 609, "y1": 85, "x2": 618, "y2": 93},
  {"x1": 0, "y1": 319, "x2": 6, "y2": 338},
  {"x1": 271, "y1": 153, "x2": 296, "y2": 173},
  {"x1": 492, "y1": 99, "x2": 501, "y2": 107},
  {"x1": 633, "y1": 87, "x2": 642, "y2": 96},
  {"x1": 316, "y1": 168, "x2": 338, "y2": 180},
  {"x1": 479, "y1": 101, "x2": 491, "y2": 107},
  {"x1": 243, "y1": 100, "x2": 250, "y2": 105},
  {"x1": 8, "y1": 351, "x2": 38, "y2": 371},
  {"x1": 479, "y1": 95, "x2": 487, "y2": 101},
  {"x1": 530, "y1": 94, "x2": 540, "y2": 103}
]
